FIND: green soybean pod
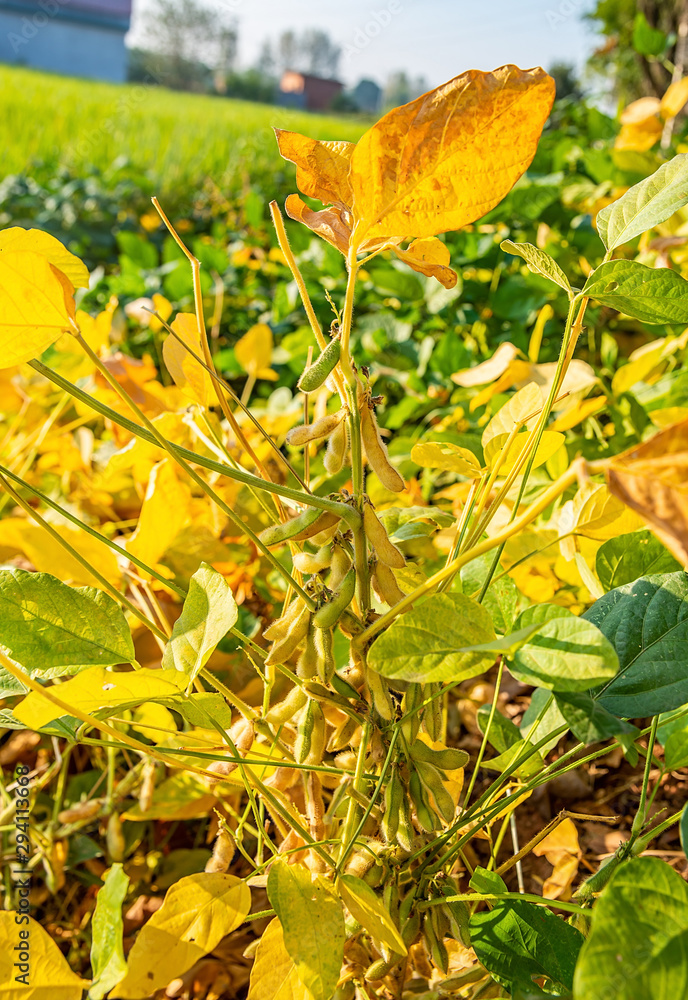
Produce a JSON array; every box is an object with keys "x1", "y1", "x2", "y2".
[
  {"x1": 315, "y1": 625, "x2": 336, "y2": 683},
  {"x1": 297, "y1": 337, "x2": 341, "y2": 392},
  {"x1": 294, "y1": 698, "x2": 316, "y2": 764},
  {"x1": 408, "y1": 768, "x2": 438, "y2": 833},
  {"x1": 313, "y1": 567, "x2": 356, "y2": 629},
  {"x1": 264, "y1": 605, "x2": 311, "y2": 666},
  {"x1": 264, "y1": 684, "x2": 308, "y2": 725},
  {"x1": 414, "y1": 760, "x2": 456, "y2": 824},
  {"x1": 381, "y1": 768, "x2": 403, "y2": 844},
  {"x1": 410, "y1": 742, "x2": 469, "y2": 771},
  {"x1": 286, "y1": 409, "x2": 345, "y2": 447},
  {"x1": 396, "y1": 793, "x2": 415, "y2": 853},
  {"x1": 259, "y1": 507, "x2": 323, "y2": 547}
]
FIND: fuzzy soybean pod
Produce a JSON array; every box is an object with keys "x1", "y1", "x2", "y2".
[
  {"x1": 360, "y1": 394, "x2": 405, "y2": 492},
  {"x1": 286, "y1": 409, "x2": 346, "y2": 447},
  {"x1": 409, "y1": 767, "x2": 438, "y2": 833},
  {"x1": 366, "y1": 666, "x2": 395, "y2": 722},
  {"x1": 414, "y1": 760, "x2": 455, "y2": 824},
  {"x1": 264, "y1": 684, "x2": 308, "y2": 725},
  {"x1": 324, "y1": 415, "x2": 348, "y2": 475},
  {"x1": 294, "y1": 698, "x2": 327, "y2": 765},
  {"x1": 292, "y1": 544, "x2": 332, "y2": 576},
  {"x1": 205, "y1": 827, "x2": 236, "y2": 873},
  {"x1": 315, "y1": 626, "x2": 336, "y2": 683},
  {"x1": 297, "y1": 337, "x2": 342, "y2": 392},
  {"x1": 421, "y1": 683, "x2": 443, "y2": 742},
  {"x1": 313, "y1": 567, "x2": 356, "y2": 629},
  {"x1": 264, "y1": 603, "x2": 311, "y2": 666},
  {"x1": 363, "y1": 504, "x2": 405, "y2": 569},
  {"x1": 297, "y1": 624, "x2": 318, "y2": 679},
  {"x1": 381, "y1": 768, "x2": 403, "y2": 844},
  {"x1": 264, "y1": 596, "x2": 306, "y2": 642},
  {"x1": 372, "y1": 559, "x2": 406, "y2": 607},
  {"x1": 259, "y1": 507, "x2": 322, "y2": 547},
  {"x1": 423, "y1": 911, "x2": 449, "y2": 975},
  {"x1": 396, "y1": 792, "x2": 415, "y2": 853},
  {"x1": 410, "y1": 741, "x2": 469, "y2": 771},
  {"x1": 327, "y1": 714, "x2": 359, "y2": 753},
  {"x1": 329, "y1": 542, "x2": 352, "y2": 591}
]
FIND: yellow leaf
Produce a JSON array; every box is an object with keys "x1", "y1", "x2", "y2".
[
  {"x1": 13, "y1": 667, "x2": 187, "y2": 730},
  {"x1": 661, "y1": 77, "x2": 688, "y2": 120},
  {"x1": 0, "y1": 912, "x2": 90, "y2": 999},
  {"x1": 349, "y1": 65, "x2": 555, "y2": 243},
  {"x1": 530, "y1": 358, "x2": 598, "y2": 408},
  {"x1": 163, "y1": 313, "x2": 213, "y2": 408},
  {"x1": 248, "y1": 917, "x2": 312, "y2": 1000},
  {"x1": 235, "y1": 323, "x2": 278, "y2": 380},
  {"x1": 451, "y1": 342, "x2": 520, "y2": 388},
  {"x1": 130, "y1": 702, "x2": 177, "y2": 743},
  {"x1": 482, "y1": 382, "x2": 542, "y2": 451},
  {"x1": 127, "y1": 459, "x2": 191, "y2": 570},
  {"x1": 391, "y1": 237, "x2": 458, "y2": 289},
  {"x1": 606, "y1": 416, "x2": 688, "y2": 564},
  {"x1": 611, "y1": 338, "x2": 666, "y2": 395},
  {"x1": 148, "y1": 292, "x2": 173, "y2": 333},
  {"x1": 532, "y1": 818, "x2": 581, "y2": 901},
  {"x1": 615, "y1": 117, "x2": 663, "y2": 152},
  {"x1": 121, "y1": 771, "x2": 217, "y2": 821},
  {"x1": 550, "y1": 396, "x2": 605, "y2": 432},
  {"x1": 275, "y1": 129, "x2": 354, "y2": 207},
  {"x1": 0, "y1": 519, "x2": 121, "y2": 589},
  {"x1": 620, "y1": 97, "x2": 661, "y2": 124},
  {"x1": 485, "y1": 429, "x2": 565, "y2": 476},
  {"x1": 284, "y1": 195, "x2": 351, "y2": 255},
  {"x1": 0, "y1": 251, "x2": 76, "y2": 368},
  {"x1": 410, "y1": 441, "x2": 482, "y2": 477},
  {"x1": 650, "y1": 406, "x2": 688, "y2": 429},
  {"x1": 111, "y1": 873, "x2": 251, "y2": 999},
  {"x1": 0, "y1": 227, "x2": 89, "y2": 288},
  {"x1": 338, "y1": 875, "x2": 407, "y2": 956},
  {"x1": 572, "y1": 482, "x2": 644, "y2": 540}
]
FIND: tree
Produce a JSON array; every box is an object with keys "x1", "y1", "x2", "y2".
[
  {"x1": 141, "y1": 0, "x2": 238, "y2": 91},
  {"x1": 383, "y1": 72, "x2": 429, "y2": 110},
  {"x1": 259, "y1": 29, "x2": 341, "y2": 80},
  {"x1": 548, "y1": 62, "x2": 583, "y2": 101},
  {"x1": 586, "y1": 0, "x2": 688, "y2": 101}
]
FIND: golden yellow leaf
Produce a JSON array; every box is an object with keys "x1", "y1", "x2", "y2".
[
  {"x1": 573, "y1": 482, "x2": 644, "y2": 541},
  {"x1": 0, "y1": 227, "x2": 89, "y2": 288},
  {"x1": 391, "y1": 237, "x2": 458, "y2": 288},
  {"x1": 532, "y1": 818, "x2": 581, "y2": 900},
  {"x1": 529, "y1": 359, "x2": 598, "y2": 408},
  {"x1": 451, "y1": 342, "x2": 520, "y2": 387},
  {"x1": 661, "y1": 78, "x2": 688, "y2": 120},
  {"x1": 411, "y1": 441, "x2": 482, "y2": 477},
  {"x1": 550, "y1": 396, "x2": 606, "y2": 432},
  {"x1": 275, "y1": 129, "x2": 354, "y2": 207},
  {"x1": 234, "y1": 323, "x2": 278, "y2": 381},
  {"x1": 611, "y1": 338, "x2": 666, "y2": 395},
  {"x1": 615, "y1": 117, "x2": 663, "y2": 152},
  {"x1": 130, "y1": 702, "x2": 177, "y2": 743},
  {"x1": 482, "y1": 382, "x2": 542, "y2": 451},
  {"x1": 485, "y1": 430, "x2": 565, "y2": 476},
  {"x1": 650, "y1": 406, "x2": 688, "y2": 429},
  {"x1": 248, "y1": 917, "x2": 312, "y2": 1000},
  {"x1": 606, "y1": 416, "x2": 688, "y2": 564},
  {"x1": 163, "y1": 312, "x2": 213, "y2": 408},
  {"x1": 620, "y1": 96, "x2": 661, "y2": 124},
  {"x1": 149, "y1": 292, "x2": 173, "y2": 333},
  {"x1": 0, "y1": 912, "x2": 90, "y2": 999},
  {"x1": 284, "y1": 195, "x2": 351, "y2": 255},
  {"x1": 0, "y1": 519, "x2": 121, "y2": 589},
  {"x1": 13, "y1": 667, "x2": 187, "y2": 730},
  {"x1": 349, "y1": 65, "x2": 555, "y2": 244},
  {"x1": 127, "y1": 458, "x2": 191, "y2": 570},
  {"x1": 0, "y1": 251, "x2": 76, "y2": 368},
  {"x1": 111, "y1": 873, "x2": 251, "y2": 999},
  {"x1": 122, "y1": 770, "x2": 217, "y2": 821}
]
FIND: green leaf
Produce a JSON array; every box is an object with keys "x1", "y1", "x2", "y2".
[
  {"x1": 477, "y1": 704, "x2": 522, "y2": 753},
  {"x1": 554, "y1": 691, "x2": 640, "y2": 746},
  {"x1": 0, "y1": 654, "x2": 28, "y2": 698},
  {"x1": 664, "y1": 725, "x2": 688, "y2": 770},
  {"x1": 470, "y1": 899, "x2": 583, "y2": 993},
  {"x1": 583, "y1": 260, "x2": 688, "y2": 325},
  {"x1": 0, "y1": 567, "x2": 134, "y2": 671},
  {"x1": 500, "y1": 240, "x2": 572, "y2": 297},
  {"x1": 584, "y1": 571, "x2": 688, "y2": 716},
  {"x1": 681, "y1": 802, "x2": 688, "y2": 860},
  {"x1": 573, "y1": 857, "x2": 688, "y2": 999},
  {"x1": 509, "y1": 605, "x2": 619, "y2": 692},
  {"x1": 89, "y1": 862, "x2": 129, "y2": 1000},
  {"x1": 267, "y1": 859, "x2": 345, "y2": 1000},
  {"x1": 520, "y1": 688, "x2": 568, "y2": 755},
  {"x1": 337, "y1": 874, "x2": 406, "y2": 955},
  {"x1": 469, "y1": 867, "x2": 507, "y2": 895},
  {"x1": 461, "y1": 551, "x2": 527, "y2": 633},
  {"x1": 481, "y1": 740, "x2": 544, "y2": 779},
  {"x1": 596, "y1": 530, "x2": 680, "y2": 592},
  {"x1": 597, "y1": 154, "x2": 688, "y2": 251},
  {"x1": 367, "y1": 593, "x2": 496, "y2": 684},
  {"x1": 162, "y1": 563, "x2": 237, "y2": 682},
  {"x1": 632, "y1": 11, "x2": 668, "y2": 56}
]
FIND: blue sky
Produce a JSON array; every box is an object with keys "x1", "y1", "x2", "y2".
[{"x1": 129, "y1": 0, "x2": 600, "y2": 88}]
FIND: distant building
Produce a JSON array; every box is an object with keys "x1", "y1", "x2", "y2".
[
  {"x1": 0, "y1": 0, "x2": 131, "y2": 82},
  {"x1": 279, "y1": 70, "x2": 343, "y2": 112},
  {"x1": 353, "y1": 78, "x2": 382, "y2": 114}
]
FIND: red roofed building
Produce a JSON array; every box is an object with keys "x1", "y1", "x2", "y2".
[
  {"x1": 0, "y1": 0, "x2": 132, "y2": 81},
  {"x1": 279, "y1": 70, "x2": 343, "y2": 112}
]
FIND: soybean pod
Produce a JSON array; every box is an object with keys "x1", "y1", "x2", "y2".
[
  {"x1": 313, "y1": 567, "x2": 356, "y2": 629},
  {"x1": 297, "y1": 337, "x2": 341, "y2": 392}
]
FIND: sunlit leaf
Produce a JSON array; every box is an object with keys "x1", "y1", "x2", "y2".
[
  {"x1": 349, "y1": 65, "x2": 555, "y2": 243},
  {"x1": 338, "y1": 875, "x2": 406, "y2": 955},
  {"x1": 532, "y1": 818, "x2": 580, "y2": 900},
  {"x1": 163, "y1": 312, "x2": 213, "y2": 408},
  {"x1": 500, "y1": 240, "x2": 572, "y2": 297},
  {"x1": 110, "y1": 873, "x2": 250, "y2": 999},
  {"x1": 267, "y1": 859, "x2": 344, "y2": 1000},
  {"x1": 248, "y1": 917, "x2": 312, "y2": 1000},
  {"x1": 284, "y1": 195, "x2": 351, "y2": 255},
  {"x1": 275, "y1": 129, "x2": 354, "y2": 207},
  {"x1": 451, "y1": 341, "x2": 520, "y2": 388},
  {"x1": 0, "y1": 227, "x2": 89, "y2": 288},
  {"x1": 411, "y1": 441, "x2": 482, "y2": 477},
  {"x1": 391, "y1": 237, "x2": 458, "y2": 288},
  {"x1": 596, "y1": 530, "x2": 680, "y2": 592},
  {"x1": 661, "y1": 79, "x2": 688, "y2": 120},
  {"x1": 0, "y1": 250, "x2": 76, "y2": 368},
  {"x1": 127, "y1": 458, "x2": 191, "y2": 571},
  {"x1": 235, "y1": 323, "x2": 278, "y2": 380},
  {"x1": 0, "y1": 912, "x2": 90, "y2": 999},
  {"x1": 597, "y1": 154, "x2": 688, "y2": 251},
  {"x1": 162, "y1": 562, "x2": 238, "y2": 682},
  {"x1": 13, "y1": 666, "x2": 187, "y2": 730},
  {"x1": 90, "y1": 863, "x2": 129, "y2": 1000},
  {"x1": 584, "y1": 259, "x2": 688, "y2": 324}
]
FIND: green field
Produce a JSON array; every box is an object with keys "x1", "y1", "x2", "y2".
[{"x1": 1, "y1": 65, "x2": 366, "y2": 195}]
